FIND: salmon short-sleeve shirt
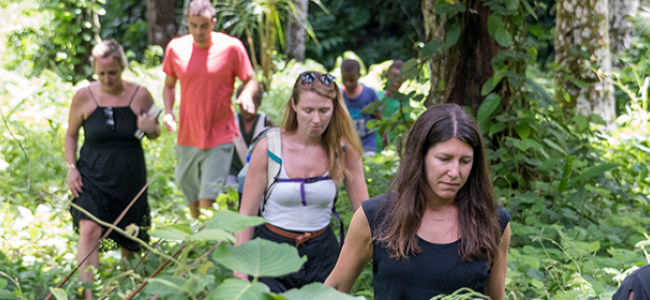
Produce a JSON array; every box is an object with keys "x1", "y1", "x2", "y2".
[{"x1": 163, "y1": 32, "x2": 254, "y2": 149}]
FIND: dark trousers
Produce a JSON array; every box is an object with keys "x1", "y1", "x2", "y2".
[{"x1": 252, "y1": 224, "x2": 340, "y2": 293}]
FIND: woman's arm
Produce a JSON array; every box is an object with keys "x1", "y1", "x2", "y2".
[
  {"x1": 325, "y1": 207, "x2": 373, "y2": 292},
  {"x1": 136, "y1": 87, "x2": 161, "y2": 140},
  {"x1": 485, "y1": 223, "x2": 511, "y2": 300},
  {"x1": 233, "y1": 137, "x2": 269, "y2": 280},
  {"x1": 342, "y1": 141, "x2": 369, "y2": 211},
  {"x1": 64, "y1": 89, "x2": 87, "y2": 198}
]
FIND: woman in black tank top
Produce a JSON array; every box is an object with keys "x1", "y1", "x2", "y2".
[
  {"x1": 325, "y1": 104, "x2": 511, "y2": 300},
  {"x1": 64, "y1": 40, "x2": 160, "y2": 299}
]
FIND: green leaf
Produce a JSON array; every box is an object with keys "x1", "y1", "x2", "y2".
[
  {"x1": 420, "y1": 40, "x2": 441, "y2": 59},
  {"x1": 514, "y1": 122, "x2": 530, "y2": 139},
  {"x1": 476, "y1": 93, "x2": 501, "y2": 123},
  {"x1": 212, "y1": 239, "x2": 307, "y2": 278},
  {"x1": 543, "y1": 138, "x2": 566, "y2": 155},
  {"x1": 494, "y1": 28, "x2": 513, "y2": 47},
  {"x1": 568, "y1": 163, "x2": 619, "y2": 184},
  {"x1": 150, "y1": 225, "x2": 192, "y2": 241},
  {"x1": 505, "y1": 0, "x2": 519, "y2": 11},
  {"x1": 489, "y1": 122, "x2": 507, "y2": 136},
  {"x1": 204, "y1": 210, "x2": 265, "y2": 233},
  {"x1": 206, "y1": 279, "x2": 269, "y2": 300},
  {"x1": 49, "y1": 288, "x2": 68, "y2": 300},
  {"x1": 145, "y1": 276, "x2": 188, "y2": 298},
  {"x1": 441, "y1": 21, "x2": 461, "y2": 51},
  {"x1": 487, "y1": 14, "x2": 504, "y2": 38},
  {"x1": 283, "y1": 283, "x2": 366, "y2": 300},
  {"x1": 588, "y1": 241, "x2": 601, "y2": 252},
  {"x1": 400, "y1": 59, "x2": 419, "y2": 79},
  {"x1": 0, "y1": 289, "x2": 16, "y2": 299},
  {"x1": 191, "y1": 228, "x2": 234, "y2": 242}
]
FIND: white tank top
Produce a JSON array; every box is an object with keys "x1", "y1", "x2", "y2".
[{"x1": 262, "y1": 165, "x2": 338, "y2": 231}]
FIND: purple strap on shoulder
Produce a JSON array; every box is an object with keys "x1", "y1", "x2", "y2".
[{"x1": 275, "y1": 176, "x2": 332, "y2": 206}]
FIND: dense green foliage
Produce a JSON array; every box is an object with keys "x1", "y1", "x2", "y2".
[{"x1": 2, "y1": 0, "x2": 650, "y2": 299}]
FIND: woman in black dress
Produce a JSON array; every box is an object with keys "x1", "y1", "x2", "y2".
[{"x1": 64, "y1": 40, "x2": 160, "y2": 299}]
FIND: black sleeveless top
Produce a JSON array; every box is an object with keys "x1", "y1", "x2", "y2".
[
  {"x1": 363, "y1": 194, "x2": 510, "y2": 300},
  {"x1": 70, "y1": 87, "x2": 150, "y2": 251}
]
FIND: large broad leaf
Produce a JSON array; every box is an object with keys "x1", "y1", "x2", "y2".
[
  {"x1": 145, "y1": 275, "x2": 188, "y2": 299},
  {"x1": 49, "y1": 287, "x2": 68, "y2": 300},
  {"x1": 212, "y1": 238, "x2": 307, "y2": 278},
  {"x1": 150, "y1": 225, "x2": 192, "y2": 241},
  {"x1": 191, "y1": 228, "x2": 234, "y2": 243},
  {"x1": 568, "y1": 163, "x2": 619, "y2": 184},
  {"x1": 204, "y1": 210, "x2": 265, "y2": 233},
  {"x1": 205, "y1": 278, "x2": 269, "y2": 300},
  {"x1": 440, "y1": 21, "x2": 461, "y2": 51},
  {"x1": 282, "y1": 283, "x2": 366, "y2": 300}
]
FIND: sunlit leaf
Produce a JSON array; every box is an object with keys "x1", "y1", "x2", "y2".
[
  {"x1": 204, "y1": 210, "x2": 265, "y2": 233},
  {"x1": 205, "y1": 279, "x2": 269, "y2": 300},
  {"x1": 212, "y1": 239, "x2": 306, "y2": 278},
  {"x1": 49, "y1": 287, "x2": 68, "y2": 300},
  {"x1": 283, "y1": 283, "x2": 366, "y2": 300}
]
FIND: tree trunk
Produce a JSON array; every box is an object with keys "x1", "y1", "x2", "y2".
[
  {"x1": 609, "y1": 0, "x2": 639, "y2": 60},
  {"x1": 446, "y1": 1, "x2": 499, "y2": 114},
  {"x1": 146, "y1": 0, "x2": 177, "y2": 47},
  {"x1": 421, "y1": 0, "x2": 500, "y2": 114},
  {"x1": 422, "y1": 0, "x2": 446, "y2": 107},
  {"x1": 285, "y1": 0, "x2": 308, "y2": 62},
  {"x1": 555, "y1": 0, "x2": 616, "y2": 123}
]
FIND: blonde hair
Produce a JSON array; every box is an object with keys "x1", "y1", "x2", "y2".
[
  {"x1": 90, "y1": 40, "x2": 128, "y2": 71},
  {"x1": 282, "y1": 71, "x2": 363, "y2": 182}
]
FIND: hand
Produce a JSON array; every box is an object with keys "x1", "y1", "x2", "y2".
[
  {"x1": 233, "y1": 271, "x2": 249, "y2": 281},
  {"x1": 163, "y1": 113, "x2": 177, "y2": 132},
  {"x1": 137, "y1": 111, "x2": 158, "y2": 135},
  {"x1": 68, "y1": 168, "x2": 84, "y2": 198},
  {"x1": 235, "y1": 95, "x2": 256, "y2": 115}
]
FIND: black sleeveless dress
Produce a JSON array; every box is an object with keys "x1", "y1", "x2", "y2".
[
  {"x1": 363, "y1": 194, "x2": 510, "y2": 300},
  {"x1": 70, "y1": 88, "x2": 150, "y2": 252}
]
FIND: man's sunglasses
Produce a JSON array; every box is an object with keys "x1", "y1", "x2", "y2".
[
  {"x1": 300, "y1": 72, "x2": 336, "y2": 86},
  {"x1": 104, "y1": 106, "x2": 115, "y2": 131}
]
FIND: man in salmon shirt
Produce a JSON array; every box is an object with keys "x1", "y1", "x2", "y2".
[{"x1": 162, "y1": 0, "x2": 258, "y2": 218}]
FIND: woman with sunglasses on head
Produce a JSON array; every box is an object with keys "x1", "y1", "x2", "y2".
[
  {"x1": 64, "y1": 40, "x2": 160, "y2": 299},
  {"x1": 234, "y1": 71, "x2": 369, "y2": 292},
  {"x1": 325, "y1": 104, "x2": 511, "y2": 300}
]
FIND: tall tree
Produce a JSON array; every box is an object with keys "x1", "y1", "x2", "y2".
[
  {"x1": 555, "y1": 0, "x2": 616, "y2": 122},
  {"x1": 146, "y1": 0, "x2": 177, "y2": 48},
  {"x1": 285, "y1": 0, "x2": 308, "y2": 61},
  {"x1": 609, "y1": 0, "x2": 639, "y2": 59}
]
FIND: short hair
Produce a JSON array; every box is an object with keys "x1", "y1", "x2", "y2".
[
  {"x1": 90, "y1": 40, "x2": 128, "y2": 71},
  {"x1": 282, "y1": 71, "x2": 363, "y2": 182},
  {"x1": 341, "y1": 59, "x2": 360, "y2": 74},
  {"x1": 388, "y1": 60, "x2": 404, "y2": 73},
  {"x1": 236, "y1": 82, "x2": 265, "y2": 107},
  {"x1": 188, "y1": 0, "x2": 216, "y2": 18}
]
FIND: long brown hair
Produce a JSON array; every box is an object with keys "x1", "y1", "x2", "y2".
[
  {"x1": 281, "y1": 71, "x2": 363, "y2": 182},
  {"x1": 376, "y1": 104, "x2": 501, "y2": 261}
]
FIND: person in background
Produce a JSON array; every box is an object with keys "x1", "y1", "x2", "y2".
[
  {"x1": 65, "y1": 40, "x2": 160, "y2": 299},
  {"x1": 235, "y1": 71, "x2": 369, "y2": 292},
  {"x1": 613, "y1": 264, "x2": 650, "y2": 300},
  {"x1": 162, "y1": 0, "x2": 258, "y2": 218},
  {"x1": 376, "y1": 59, "x2": 405, "y2": 150},
  {"x1": 325, "y1": 104, "x2": 511, "y2": 300},
  {"x1": 340, "y1": 59, "x2": 381, "y2": 156},
  {"x1": 227, "y1": 82, "x2": 273, "y2": 195}
]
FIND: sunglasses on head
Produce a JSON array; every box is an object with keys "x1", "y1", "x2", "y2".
[
  {"x1": 104, "y1": 106, "x2": 115, "y2": 131},
  {"x1": 300, "y1": 72, "x2": 336, "y2": 86}
]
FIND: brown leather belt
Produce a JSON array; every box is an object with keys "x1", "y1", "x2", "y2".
[{"x1": 264, "y1": 223, "x2": 328, "y2": 247}]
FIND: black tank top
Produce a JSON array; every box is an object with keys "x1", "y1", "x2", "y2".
[{"x1": 363, "y1": 195, "x2": 510, "y2": 300}]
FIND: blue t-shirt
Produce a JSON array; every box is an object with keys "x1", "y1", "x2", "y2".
[
  {"x1": 363, "y1": 194, "x2": 511, "y2": 300},
  {"x1": 341, "y1": 85, "x2": 379, "y2": 152}
]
